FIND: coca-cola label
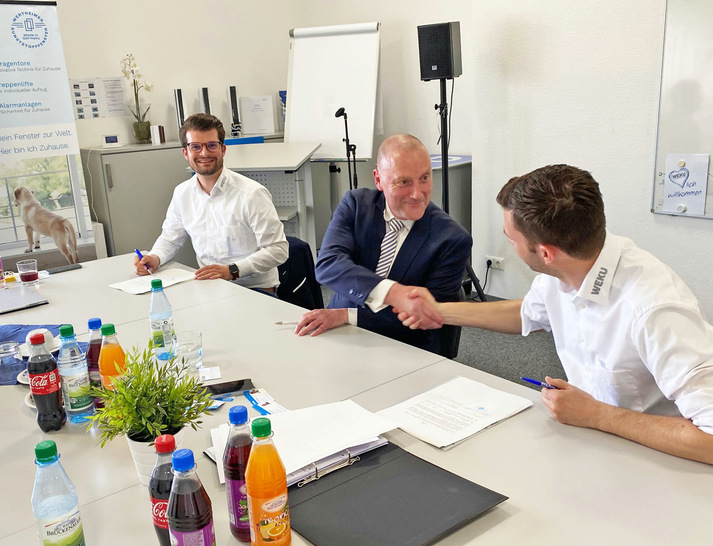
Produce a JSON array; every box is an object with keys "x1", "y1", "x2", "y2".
[
  {"x1": 29, "y1": 369, "x2": 61, "y2": 396},
  {"x1": 150, "y1": 497, "x2": 168, "y2": 529}
]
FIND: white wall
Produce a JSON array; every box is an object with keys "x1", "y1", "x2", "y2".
[
  {"x1": 470, "y1": 1, "x2": 713, "y2": 318},
  {"x1": 54, "y1": 0, "x2": 713, "y2": 316}
]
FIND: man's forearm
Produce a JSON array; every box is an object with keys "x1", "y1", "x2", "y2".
[
  {"x1": 594, "y1": 405, "x2": 713, "y2": 465},
  {"x1": 437, "y1": 299, "x2": 523, "y2": 334}
]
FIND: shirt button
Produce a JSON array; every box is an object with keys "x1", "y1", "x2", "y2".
[{"x1": 578, "y1": 337, "x2": 584, "y2": 343}]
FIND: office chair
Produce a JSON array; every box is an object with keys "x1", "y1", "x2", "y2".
[
  {"x1": 438, "y1": 286, "x2": 466, "y2": 359},
  {"x1": 276, "y1": 237, "x2": 324, "y2": 310}
]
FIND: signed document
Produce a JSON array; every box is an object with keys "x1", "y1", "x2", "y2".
[
  {"x1": 108, "y1": 268, "x2": 194, "y2": 294},
  {"x1": 377, "y1": 376, "x2": 533, "y2": 448}
]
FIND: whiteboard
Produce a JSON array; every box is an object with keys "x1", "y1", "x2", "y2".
[
  {"x1": 652, "y1": 0, "x2": 713, "y2": 219},
  {"x1": 285, "y1": 22, "x2": 380, "y2": 160}
]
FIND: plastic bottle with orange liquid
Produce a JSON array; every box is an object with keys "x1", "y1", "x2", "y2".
[
  {"x1": 245, "y1": 417, "x2": 291, "y2": 545},
  {"x1": 98, "y1": 323, "x2": 126, "y2": 390}
]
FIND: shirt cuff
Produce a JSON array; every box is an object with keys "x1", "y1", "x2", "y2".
[
  {"x1": 365, "y1": 279, "x2": 397, "y2": 313},
  {"x1": 348, "y1": 308, "x2": 358, "y2": 325}
]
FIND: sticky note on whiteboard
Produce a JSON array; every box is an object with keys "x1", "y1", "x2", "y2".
[{"x1": 663, "y1": 153, "x2": 709, "y2": 215}]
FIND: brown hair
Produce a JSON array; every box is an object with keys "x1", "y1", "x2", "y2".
[
  {"x1": 179, "y1": 113, "x2": 226, "y2": 147},
  {"x1": 496, "y1": 164, "x2": 606, "y2": 259}
]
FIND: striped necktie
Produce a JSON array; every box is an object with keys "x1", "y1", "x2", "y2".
[{"x1": 374, "y1": 217, "x2": 405, "y2": 277}]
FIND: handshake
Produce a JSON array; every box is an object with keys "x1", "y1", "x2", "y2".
[{"x1": 390, "y1": 285, "x2": 444, "y2": 330}]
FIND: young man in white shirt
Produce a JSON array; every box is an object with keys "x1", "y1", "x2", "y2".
[
  {"x1": 134, "y1": 114, "x2": 288, "y2": 291},
  {"x1": 397, "y1": 164, "x2": 713, "y2": 464}
]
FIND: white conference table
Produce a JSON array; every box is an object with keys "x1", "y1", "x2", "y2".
[
  {"x1": 2, "y1": 256, "x2": 712, "y2": 545},
  {"x1": 0, "y1": 255, "x2": 443, "y2": 545}
]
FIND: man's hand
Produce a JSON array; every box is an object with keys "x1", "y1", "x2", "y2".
[
  {"x1": 195, "y1": 264, "x2": 232, "y2": 281},
  {"x1": 539, "y1": 376, "x2": 604, "y2": 428},
  {"x1": 388, "y1": 285, "x2": 443, "y2": 329},
  {"x1": 134, "y1": 253, "x2": 160, "y2": 276},
  {"x1": 294, "y1": 309, "x2": 349, "y2": 337}
]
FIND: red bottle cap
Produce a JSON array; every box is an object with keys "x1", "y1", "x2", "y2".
[
  {"x1": 29, "y1": 333, "x2": 46, "y2": 345},
  {"x1": 154, "y1": 434, "x2": 176, "y2": 453}
]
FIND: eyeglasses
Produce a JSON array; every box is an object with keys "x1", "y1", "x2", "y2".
[{"x1": 185, "y1": 141, "x2": 222, "y2": 153}]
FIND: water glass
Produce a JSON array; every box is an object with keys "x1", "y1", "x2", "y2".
[
  {"x1": 0, "y1": 342, "x2": 24, "y2": 385},
  {"x1": 173, "y1": 331, "x2": 202, "y2": 372},
  {"x1": 16, "y1": 258, "x2": 39, "y2": 285}
]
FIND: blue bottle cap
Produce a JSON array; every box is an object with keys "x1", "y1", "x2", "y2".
[
  {"x1": 172, "y1": 448, "x2": 195, "y2": 472},
  {"x1": 88, "y1": 317, "x2": 102, "y2": 330},
  {"x1": 228, "y1": 405, "x2": 248, "y2": 425}
]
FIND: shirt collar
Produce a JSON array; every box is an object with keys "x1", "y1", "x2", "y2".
[
  {"x1": 383, "y1": 203, "x2": 414, "y2": 231},
  {"x1": 576, "y1": 230, "x2": 623, "y2": 305},
  {"x1": 193, "y1": 169, "x2": 227, "y2": 197}
]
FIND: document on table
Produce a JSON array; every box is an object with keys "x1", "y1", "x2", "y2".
[
  {"x1": 377, "y1": 376, "x2": 533, "y2": 448},
  {"x1": 108, "y1": 268, "x2": 194, "y2": 294},
  {"x1": 209, "y1": 399, "x2": 397, "y2": 484}
]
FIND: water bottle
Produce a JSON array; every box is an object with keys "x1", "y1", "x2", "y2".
[
  {"x1": 31, "y1": 440, "x2": 86, "y2": 545},
  {"x1": 245, "y1": 417, "x2": 291, "y2": 545},
  {"x1": 223, "y1": 405, "x2": 252, "y2": 542},
  {"x1": 149, "y1": 434, "x2": 176, "y2": 546},
  {"x1": 149, "y1": 279, "x2": 176, "y2": 360},
  {"x1": 57, "y1": 324, "x2": 94, "y2": 423},
  {"x1": 168, "y1": 449, "x2": 215, "y2": 545},
  {"x1": 86, "y1": 318, "x2": 103, "y2": 407},
  {"x1": 27, "y1": 333, "x2": 66, "y2": 432}
]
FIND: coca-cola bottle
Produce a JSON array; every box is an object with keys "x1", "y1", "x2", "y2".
[
  {"x1": 27, "y1": 333, "x2": 66, "y2": 432},
  {"x1": 149, "y1": 434, "x2": 176, "y2": 546}
]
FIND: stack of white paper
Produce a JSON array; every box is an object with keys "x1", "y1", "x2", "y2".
[
  {"x1": 210, "y1": 399, "x2": 396, "y2": 484},
  {"x1": 377, "y1": 376, "x2": 533, "y2": 448},
  {"x1": 108, "y1": 268, "x2": 194, "y2": 294}
]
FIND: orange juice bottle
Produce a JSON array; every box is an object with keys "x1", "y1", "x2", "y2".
[
  {"x1": 245, "y1": 417, "x2": 291, "y2": 545},
  {"x1": 98, "y1": 323, "x2": 126, "y2": 390}
]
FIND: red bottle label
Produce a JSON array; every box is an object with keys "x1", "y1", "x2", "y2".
[
  {"x1": 151, "y1": 497, "x2": 168, "y2": 529},
  {"x1": 29, "y1": 369, "x2": 61, "y2": 395}
]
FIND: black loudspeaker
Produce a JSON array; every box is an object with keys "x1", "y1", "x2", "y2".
[{"x1": 417, "y1": 22, "x2": 462, "y2": 81}]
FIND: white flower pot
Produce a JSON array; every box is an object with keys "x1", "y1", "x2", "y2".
[{"x1": 126, "y1": 427, "x2": 185, "y2": 486}]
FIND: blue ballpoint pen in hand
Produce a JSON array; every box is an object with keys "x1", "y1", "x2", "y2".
[
  {"x1": 134, "y1": 248, "x2": 151, "y2": 274},
  {"x1": 520, "y1": 377, "x2": 558, "y2": 389}
]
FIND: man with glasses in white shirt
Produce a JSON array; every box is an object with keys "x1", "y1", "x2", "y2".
[{"x1": 134, "y1": 113, "x2": 288, "y2": 291}]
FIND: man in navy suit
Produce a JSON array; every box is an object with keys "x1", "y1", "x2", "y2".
[{"x1": 294, "y1": 134, "x2": 472, "y2": 355}]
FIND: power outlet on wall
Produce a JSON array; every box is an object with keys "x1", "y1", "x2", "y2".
[{"x1": 487, "y1": 256, "x2": 505, "y2": 271}]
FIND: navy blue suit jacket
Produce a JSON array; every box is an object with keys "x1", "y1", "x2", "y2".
[{"x1": 316, "y1": 188, "x2": 472, "y2": 354}]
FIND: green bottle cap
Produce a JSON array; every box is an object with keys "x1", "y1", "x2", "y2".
[
  {"x1": 151, "y1": 279, "x2": 163, "y2": 289},
  {"x1": 35, "y1": 440, "x2": 58, "y2": 463},
  {"x1": 251, "y1": 417, "x2": 272, "y2": 438},
  {"x1": 59, "y1": 324, "x2": 74, "y2": 337},
  {"x1": 100, "y1": 323, "x2": 116, "y2": 336}
]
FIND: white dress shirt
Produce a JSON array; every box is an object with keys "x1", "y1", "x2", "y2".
[
  {"x1": 348, "y1": 205, "x2": 414, "y2": 325},
  {"x1": 521, "y1": 231, "x2": 713, "y2": 434},
  {"x1": 150, "y1": 168, "x2": 288, "y2": 289}
]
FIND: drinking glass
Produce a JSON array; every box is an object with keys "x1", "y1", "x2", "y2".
[
  {"x1": 0, "y1": 342, "x2": 24, "y2": 385},
  {"x1": 16, "y1": 259, "x2": 39, "y2": 285},
  {"x1": 173, "y1": 331, "x2": 202, "y2": 372}
]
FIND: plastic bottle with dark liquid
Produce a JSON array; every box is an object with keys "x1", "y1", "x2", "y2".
[
  {"x1": 223, "y1": 405, "x2": 252, "y2": 542},
  {"x1": 167, "y1": 449, "x2": 215, "y2": 546},
  {"x1": 86, "y1": 318, "x2": 103, "y2": 408}
]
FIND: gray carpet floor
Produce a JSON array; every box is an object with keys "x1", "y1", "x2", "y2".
[{"x1": 320, "y1": 286, "x2": 565, "y2": 392}]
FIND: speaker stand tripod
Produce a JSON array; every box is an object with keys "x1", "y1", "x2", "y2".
[{"x1": 436, "y1": 78, "x2": 487, "y2": 302}]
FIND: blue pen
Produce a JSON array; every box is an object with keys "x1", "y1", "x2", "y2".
[
  {"x1": 521, "y1": 377, "x2": 558, "y2": 389},
  {"x1": 134, "y1": 248, "x2": 151, "y2": 274}
]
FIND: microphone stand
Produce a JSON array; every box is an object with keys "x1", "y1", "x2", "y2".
[{"x1": 336, "y1": 107, "x2": 358, "y2": 190}]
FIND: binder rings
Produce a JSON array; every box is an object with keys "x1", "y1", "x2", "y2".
[{"x1": 289, "y1": 443, "x2": 507, "y2": 546}]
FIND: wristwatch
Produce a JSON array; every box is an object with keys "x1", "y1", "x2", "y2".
[{"x1": 228, "y1": 263, "x2": 239, "y2": 280}]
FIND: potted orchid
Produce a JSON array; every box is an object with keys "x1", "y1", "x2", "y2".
[{"x1": 121, "y1": 53, "x2": 153, "y2": 143}]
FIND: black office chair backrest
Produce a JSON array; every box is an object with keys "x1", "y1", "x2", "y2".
[
  {"x1": 276, "y1": 237, "x2": 325, "y2": 310},
  {"x1": 438, "y1": 286, "x2": 466, "y2": 359}
]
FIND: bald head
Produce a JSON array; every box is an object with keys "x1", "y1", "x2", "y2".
[
  {"x1": 376, "y1": 134, "x2": 429, "y2": 171},
  {"x1": 373, "y1": 134, "x2": 433, "y2": 221}
]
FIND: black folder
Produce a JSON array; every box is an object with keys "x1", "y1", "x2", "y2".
[{"x1": 288, "y1": 443, "x2": 507, "y2": 545}]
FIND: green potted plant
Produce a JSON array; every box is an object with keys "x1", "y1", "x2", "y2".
[{"x1": 87, "y1": 345, "x2": 213, "y2": 485}]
